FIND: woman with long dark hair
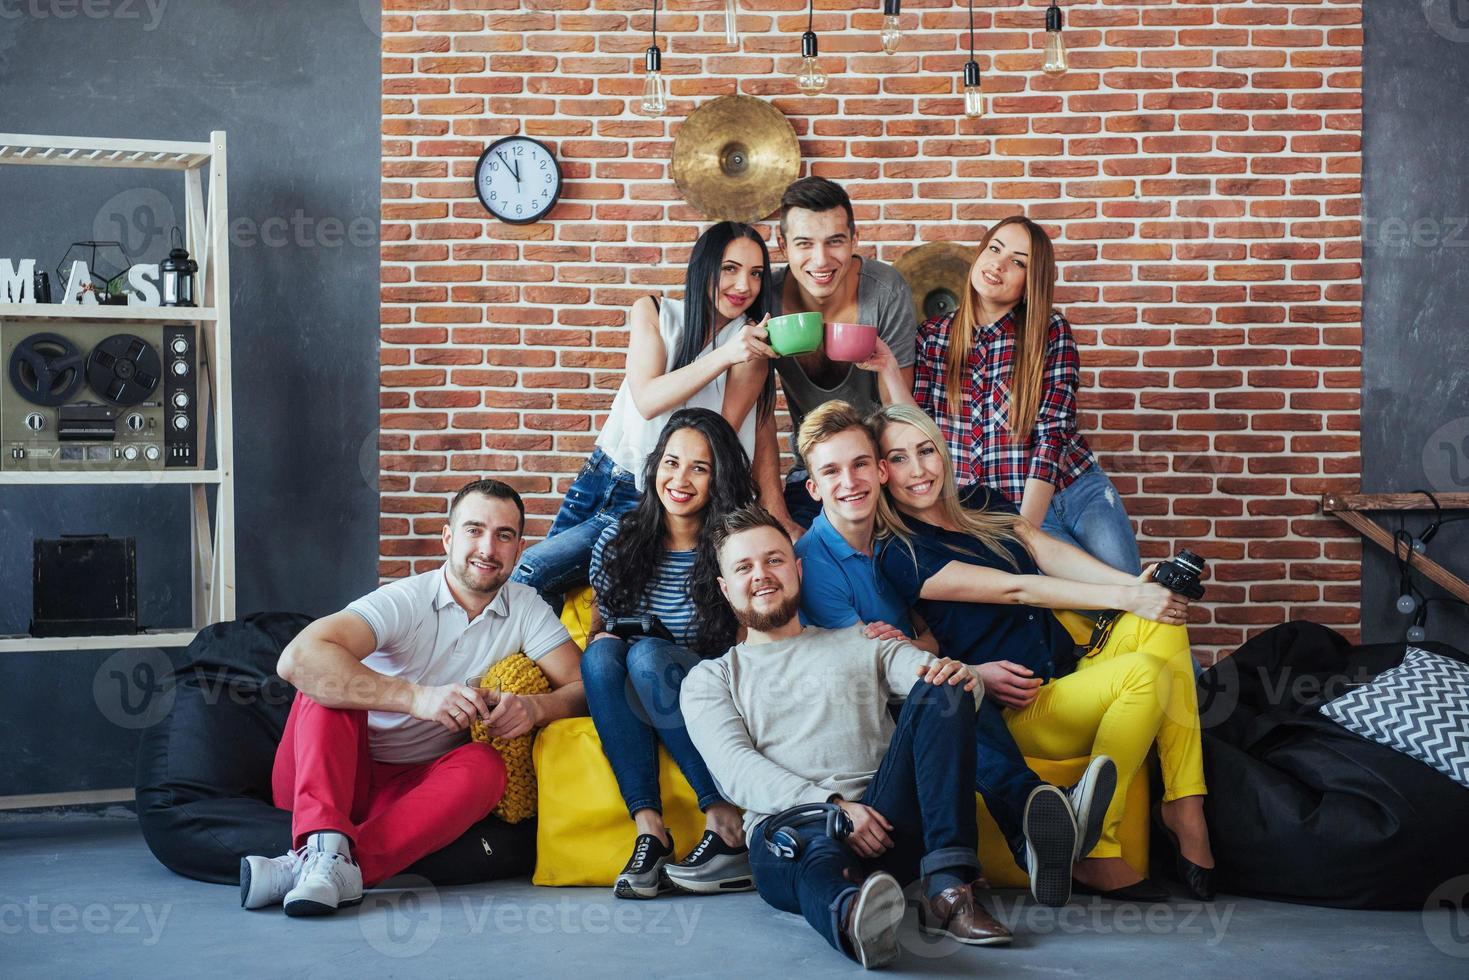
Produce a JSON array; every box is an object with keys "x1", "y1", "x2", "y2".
[
  {"x1": 581, "y1": 408, "x2": 757, "y2": 900},
  {"x1": 512, "y1": 222, "x2": 777, "y2": 606},
  {"x1": 869, "y1": 404, "x2": 1214, "y2": 903},
  {"x1": 901, "y1": 215, "x2": 1142, "y2": 575}
]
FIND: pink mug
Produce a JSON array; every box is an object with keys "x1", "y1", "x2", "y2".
[{"x1": 825, "y1": 322, "x2": 878, "y2": 363}]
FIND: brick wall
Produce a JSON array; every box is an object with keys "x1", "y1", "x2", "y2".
[{"x1": 378, "y1": 0, "x2": 1364, "y2": 663}]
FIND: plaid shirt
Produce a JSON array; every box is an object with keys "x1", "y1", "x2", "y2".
[{"x1": 912, "y1": 308, "x2": 1095, "y2": 502}]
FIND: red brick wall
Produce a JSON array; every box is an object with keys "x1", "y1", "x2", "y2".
[{"x1": 378, "y1": 0, "x2": 1364, "y2": 663}]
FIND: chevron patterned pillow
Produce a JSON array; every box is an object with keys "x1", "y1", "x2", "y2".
[{"x1": 1319, "y1": 646, "x2": 1469, "y2": 790}]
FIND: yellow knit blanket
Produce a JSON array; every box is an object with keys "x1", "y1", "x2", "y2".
[{"x1": 468, "y1": 653, "x2": 549, "y2": 823}]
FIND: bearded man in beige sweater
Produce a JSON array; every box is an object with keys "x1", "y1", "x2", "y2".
[{"x1": 681, "y1": 505, "x2": 1013, "y2": 969}]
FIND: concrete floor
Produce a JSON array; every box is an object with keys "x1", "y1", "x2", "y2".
[{"x1": 1, "y1": 812, "x2": 1463, "y2": 979}]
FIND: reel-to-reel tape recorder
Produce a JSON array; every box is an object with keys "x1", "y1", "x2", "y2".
[{"x1": 2, "y1": 319, "x2": 199, "y2": 471}]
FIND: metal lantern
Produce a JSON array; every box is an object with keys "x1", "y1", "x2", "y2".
[{"x1": 160, "y1": 232, "x2": 197, "y2": 308}]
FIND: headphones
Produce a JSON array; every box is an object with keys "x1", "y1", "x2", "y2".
[{"x1": 763, "y1": 803, "x2": 854, "y2": 860}]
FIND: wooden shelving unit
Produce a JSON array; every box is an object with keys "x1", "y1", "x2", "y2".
[{"x1": 0, "y1": 131, "x2": 237, "y2": 807}]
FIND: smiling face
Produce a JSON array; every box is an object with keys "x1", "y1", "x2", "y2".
[
  {"x1": 655, "y1": 426, "x2": 714, "y2": 520},
  {"x1": 971, "y1": 222, "x2": 1031, "y2": 313},
  {"x1": 878, "y1": 421, "x2": 949, "y2": 517},
  {"x1": 441, "y1": 493, "x2": 523, "y2": 596},
  {"x1": 778, "y1": 207, "x2": 857, "y2": 302},
  {"x1": 804, "y1": 427, "x2": 888, "y2": 527},
  {"x1": 717, "y1": 524, "x2": 803, "y2": 632},
  {"x1": 711, "y1": 235, "x2": 764, "y2": 321}
]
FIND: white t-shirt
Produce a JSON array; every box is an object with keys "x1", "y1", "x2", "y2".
[
  {"x1": 346, "y1": 568, "x2": 571, "y2": 765},
  {"x1": 595, "y1": 296, "x2": 757, "y2": 487}
]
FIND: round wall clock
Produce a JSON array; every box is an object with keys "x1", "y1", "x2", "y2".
[{"x1": 475, "y1": 136, "x2": 562, "y2": 224}]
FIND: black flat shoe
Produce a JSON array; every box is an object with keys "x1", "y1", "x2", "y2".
[
  {"x1": 1072, "y1": 876, "x2": 1171, "y2": 904},
  {"x1": 1153, "y1": 803, "x2": 1216, "y2": 902}
]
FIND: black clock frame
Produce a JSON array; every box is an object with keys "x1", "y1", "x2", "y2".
[{"x1": 474, "y1": 136, "x2": 563, "y2": 225}]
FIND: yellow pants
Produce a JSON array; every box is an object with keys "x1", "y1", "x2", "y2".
[{"x1": 1003, "y1": 614, "x2": 1207, "y2": 858}]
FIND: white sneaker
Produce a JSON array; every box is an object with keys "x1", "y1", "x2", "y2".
[
  {"x1": 283, "y1": 844, "x2": 364, "y2": 917},
  {"x1": 240, "y1": 847, "x2": 305, "y2": 910}
]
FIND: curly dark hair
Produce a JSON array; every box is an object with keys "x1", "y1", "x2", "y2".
[{"x1": 594, "y1": 408, "x2": 756, "y2": 656}]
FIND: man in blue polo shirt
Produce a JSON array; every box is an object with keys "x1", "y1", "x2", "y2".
[
  {"x1": 791, "y1": 400, "x2": 1114, "y2": 909},
  {"x1": 793, "y1": 401, "x2": 927, "y2": 644}
]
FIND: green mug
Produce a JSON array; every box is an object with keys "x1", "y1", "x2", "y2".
[{"x1": 766, "y1": 312, "x2": 824, "y2": 356}]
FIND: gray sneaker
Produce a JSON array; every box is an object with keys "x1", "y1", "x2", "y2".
[
  {"x1": 613, "y1": 833, "x2": 675, "y2": 900},
  {"x1": 1068, "y1": 755, "x2": 1118, "y2": 862},
  {"x1": 663, "y1": 831, "x2": 754, "y2": 894}
]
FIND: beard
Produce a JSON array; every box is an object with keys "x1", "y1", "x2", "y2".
[
  {"x1": 729, "y1": 590, "x2": 802, "y2": 633},
  {"x1": 451, "y1": 553, "x2": 509, "y2": 596}
]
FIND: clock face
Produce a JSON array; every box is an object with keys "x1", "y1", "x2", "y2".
[{"x1": 475, "y1": 136, "x2": 562, "y2": 225}]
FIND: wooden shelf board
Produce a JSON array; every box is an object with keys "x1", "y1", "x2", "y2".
[
  {"x1": 0, "y1": 629, "x2": 199, "y2": 654},
  {"x1": 0, "y1": 304, "x2": 217, "y2": 322},
  {"x1": 0, "y1": 470, "x2": 223, "y2": 486}
]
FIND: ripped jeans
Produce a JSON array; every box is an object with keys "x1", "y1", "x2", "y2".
[{"x1": 1040, "y1": 464, "x2": 1143, "y2": 576}]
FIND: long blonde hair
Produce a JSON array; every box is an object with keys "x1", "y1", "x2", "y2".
[
  {"x1": 869, "y1": 404, "x2": 1023, "y2": 568},
  {"x1": 944, "y1": 215, "x2": 1058, "y2": 444}
]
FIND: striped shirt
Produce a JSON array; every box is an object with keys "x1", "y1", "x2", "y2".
[{"x1": 589, "y1": 521, "x2": 698, "y2": 646}]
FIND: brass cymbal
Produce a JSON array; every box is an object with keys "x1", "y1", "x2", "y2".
[
  {"x1": 894, "y1": 241, "x2": 979, "y2": 323},
  {"x1": 671, "y1": 95, "x2": 800, "y2": 224}
]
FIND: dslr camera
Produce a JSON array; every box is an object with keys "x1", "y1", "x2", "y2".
[{"x1": 1150, "y1": 549, "x2": 1206, "y2": 601}]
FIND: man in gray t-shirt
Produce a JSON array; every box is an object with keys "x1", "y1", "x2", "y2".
[
  {"x1": 754, "y1": 177, "x2": 918, "y2": 539},
  {"x1": 682, "y1": 505, "x2": 1009, "y2": 966}
]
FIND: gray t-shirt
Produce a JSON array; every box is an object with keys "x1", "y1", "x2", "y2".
[
  {"x1": 681, "y1": 624, "x2": 979, "y2": 837},
  {"x1": 768, "y1": 258, "x2": 916, "y2": 474}
]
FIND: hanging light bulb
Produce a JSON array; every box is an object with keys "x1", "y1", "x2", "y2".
[
  {"x1": 1043, "y1": 0, "x2": 1068, "y2": 76},
  {"x1": 639, "y1": 0, "x2": 667, "y2": 115},
  {"x1": 880, "y1": 0, "x2": 902, "y2": 55},
  {"x1": 963, "y1": 60, "x2": 984, "y2": 119},
  {"x1": 797, "y1": 30, "x2": 828, "y2": 94},
  {"x1": 961, "y1": 0, "x2": 983, "y2": 119},
  {"x1": 724, "y1": 0, "x2": 739, "y2": 47},
  {"x1": 641, "y1": 44, "x2": 667, "y2": 115}
]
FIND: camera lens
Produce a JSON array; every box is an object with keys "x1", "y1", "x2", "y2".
[{"x1": 1174, "y1": 549, "x2": 1205, "y2": 576}]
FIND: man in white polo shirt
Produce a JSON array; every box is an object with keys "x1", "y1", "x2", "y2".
[{"x1": 239, "y1": 478, "x2": 585, "y2": 917}]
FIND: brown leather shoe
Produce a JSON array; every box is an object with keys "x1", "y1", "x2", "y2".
[
  {"x1": 918, "y1": 882, "x2": 1013, "y2": 946},
  {"x1": 839, "y1": 872, "x2": 905, "y2": 969}
]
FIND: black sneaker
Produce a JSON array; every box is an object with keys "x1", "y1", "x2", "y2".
[
  {"x1": 1023, "y1": 784, "x2": 1078, "y2": 908},
  {"x1": 613, "y1": 833, "x2": 675, "y2": 900},
  {"x1": 663, "y1": 831, "x2": 754, "y2": 894}
]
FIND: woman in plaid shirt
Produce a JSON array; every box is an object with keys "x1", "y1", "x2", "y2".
[{"x1": 907, "y1": 216, "x2": 1142, "y2": 575}]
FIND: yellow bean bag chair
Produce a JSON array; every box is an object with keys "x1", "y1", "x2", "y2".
[
  {"x1": 533, "y1": 717, "x2": 710, "y2": 886},
  {"x1": 539, "y1": 590, "x2": 1147, "y2": 886}
]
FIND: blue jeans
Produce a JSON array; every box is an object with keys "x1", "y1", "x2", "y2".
[
  {"x1": 1041, "y1": 463, "x2": 1143, "y2": 576},
  {"x1": 511, "y1": 449, "x2": 642, "y2": 607},
  {"x1": 582, "y1": 636, "x2": 723, "y2": 816},
  {"x1": 973, "y1": 697, "x2": 1043, "y2": 866},
  {"x1": 748, "y1": 681, "x2": 980, "y2": 960}
]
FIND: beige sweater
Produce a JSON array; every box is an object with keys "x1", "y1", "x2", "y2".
[{"x1": 681, "y1": 625, "x2": 980, "y2": 836}]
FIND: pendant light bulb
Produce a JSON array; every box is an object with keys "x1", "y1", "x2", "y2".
[
  {"x1": 641, "y1": 45, "x2": 668, "y2": 115},
  {"x1": 797, "y1": 30, "x2": 828, "y2": 95},
  {"x1": 1043, "y1": 1, "x2": 1068, "y2": 76},
  {"x1": 880, "y1": 0, "x2": 902, "y2": 55},
  {"x1": 963, "y1": 60, "x2": 984, "y2": 119},
  {"x1": 724, "y1": 0, "x2": 739, "y2": 47}
]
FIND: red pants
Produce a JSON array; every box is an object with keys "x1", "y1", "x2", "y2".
[{"x1": 271, "y1": 693, "x2": 506, "y2": 887}]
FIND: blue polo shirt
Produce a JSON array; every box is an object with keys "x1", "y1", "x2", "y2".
[{"x1": 795, "y1": 510, "x2": 915, "y2": 635}]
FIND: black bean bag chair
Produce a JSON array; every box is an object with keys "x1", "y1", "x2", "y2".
[
  {"x1": 135, "y1": 612, "x2": 535, "y2": 886},
  {"x1": 1197, "y1": 620, "x2": 1469, "y2": 908}
]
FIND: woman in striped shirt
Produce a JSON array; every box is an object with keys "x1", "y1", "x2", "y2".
[{"x1": 582, "y1": 408, "x2": 757, "y2": 900}]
